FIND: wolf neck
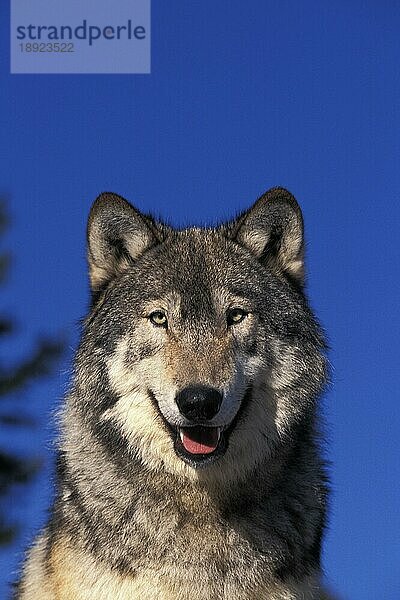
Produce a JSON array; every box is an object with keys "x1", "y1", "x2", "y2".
[{"x1": 58, "y1": 406, "x2": 326, "y2": 585}]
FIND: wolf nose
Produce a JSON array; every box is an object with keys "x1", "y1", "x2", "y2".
[{"x1": 175, "y1": 386, "x2": 222, "y2": 422}]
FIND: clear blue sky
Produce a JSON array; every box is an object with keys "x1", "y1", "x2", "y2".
[{"x1": 1, "y1": 1, "x2": 399, "y2": 598}]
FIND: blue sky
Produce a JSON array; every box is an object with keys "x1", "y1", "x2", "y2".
[{"x1": 1, "y1": 1, "x2": 400, "y2": 598}]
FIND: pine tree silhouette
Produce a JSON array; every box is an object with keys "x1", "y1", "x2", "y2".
[{"x1": 0, "y1": 201, "x2": 63, "y2": 545}]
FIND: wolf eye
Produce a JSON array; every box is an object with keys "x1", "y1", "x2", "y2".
[
  {"x1": 149, "y1": 311, "x2": 168, "y2": 328},
  {"x1": 226, "y1": 308, "x2": 248, "y2": 326}
]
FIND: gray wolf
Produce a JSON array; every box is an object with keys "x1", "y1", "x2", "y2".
[{"x1": 16, "y1": 187, "x2": 332, "y2": 599}]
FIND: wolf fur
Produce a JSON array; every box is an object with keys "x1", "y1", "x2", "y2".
[{"x1": 16, "y1": 187, "x2": 332, "y2": 599}]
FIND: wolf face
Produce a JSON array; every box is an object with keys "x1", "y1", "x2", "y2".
[{"x1": 75, "y1": 187, "x2": 326, "y2": 482}]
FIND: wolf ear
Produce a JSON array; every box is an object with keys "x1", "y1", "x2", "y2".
[
  {"x1": 87, "y1": 192, "x2": 159, "y2": 294},
  {"x1": 233, "y1": 187, "x2": 304, "y2": 286}
]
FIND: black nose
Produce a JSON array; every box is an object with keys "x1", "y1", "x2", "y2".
[{"x1": 175, "y1": 386, "x2": 222, "y2": 422}]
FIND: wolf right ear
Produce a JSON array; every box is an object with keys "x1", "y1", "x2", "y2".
[
  {"x1": 232, "y1": 187, "x2": 305, "y2": 286},
  {"x1": 87, "y1": 192, "x2": 159, "y2": 295}
]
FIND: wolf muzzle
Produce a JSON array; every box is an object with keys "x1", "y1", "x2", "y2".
[{"x1": 174, "y1": 386, "x2": 223, "y2": 462}]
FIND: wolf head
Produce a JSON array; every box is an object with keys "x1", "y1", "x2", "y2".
[{"x1": 72, "y1": 188, "x2": 326, "y2": 483}]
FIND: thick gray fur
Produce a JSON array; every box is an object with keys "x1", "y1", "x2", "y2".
[{"x1": 16, "y1": 187, "x2": 334, "y2": 599}]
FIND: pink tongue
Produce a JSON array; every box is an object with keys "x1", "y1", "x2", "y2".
[{"x1": 181, "y1": 427, "x2": 220, "y2": 455}]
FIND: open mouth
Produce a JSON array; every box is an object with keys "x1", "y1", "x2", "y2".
[
  {"x1": 148, "y1": 387, "x2": 252, "y2": 469},
  {"x1": 174, "y1": 425, "x2": 225, "y2": 468}
]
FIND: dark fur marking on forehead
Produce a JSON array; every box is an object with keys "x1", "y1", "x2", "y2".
[
  {"x1": 179, "y1": 287, "x2": 216, "y2": 324},
  {"x1": 174, "y1": 261, "x2": 217, "y2": 324}
]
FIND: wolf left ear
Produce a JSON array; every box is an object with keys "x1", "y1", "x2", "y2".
[
  {"x1": 233, "y1": 187, "x2": 304, "y2": 286},
  {"x1": 87, "y1": 192, "x2": 159, "y2": 294}
]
